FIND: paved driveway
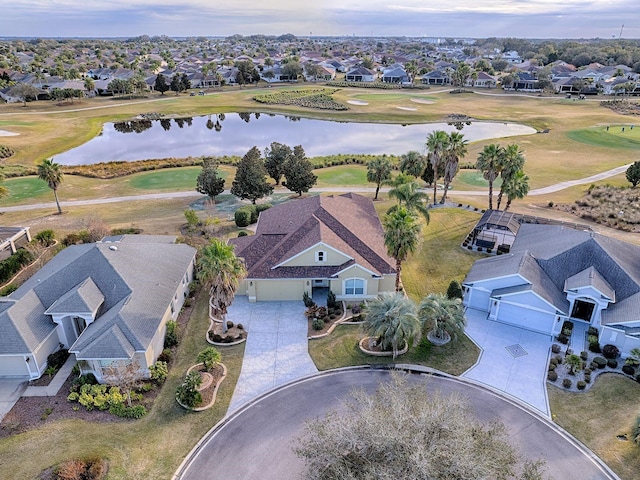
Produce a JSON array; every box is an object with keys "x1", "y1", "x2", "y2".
[
  {"x1": 0, "y1": 378, "x2": 27, "y2": 422},
  {"x1": 462, "y1": 308, "x2": 552, "y2": 416},
  {"x1": 227, "y1": 297, "x2": 317, "y2": 411}
]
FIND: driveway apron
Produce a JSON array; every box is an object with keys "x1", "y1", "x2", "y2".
[
  {"x1": 228, "y1": 297, "x2": 317, "y2": 411},
  {"x1": 462, "y1": 308, "x2": 552, "y2": 416}
]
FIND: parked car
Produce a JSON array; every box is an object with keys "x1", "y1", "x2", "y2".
[{"x1": 189, "y1": 92, "x2": 196, "y2": 96}]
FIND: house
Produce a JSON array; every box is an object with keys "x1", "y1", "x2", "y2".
[
  {"x1": 0, "y1": 235, "x2": 196, "y2": 380},
  {"x1": 421, "y1": 70, "x2": 451, "y2": 85},
  {"x1": 381, "y1": 66, "x2": 410, "y2": 84},
  {"x1": 463, "y1": 223, "x2": 640, "y2": 357},
  {"x1": 229, "y1": 194, "x2": 396, "y2": 302},
  {"x1": 468, "y1": 71, "x2": 497, "y2": 89},
  {"x1": 508, "y1": 72, "x2": 541, "y2": 92},
  {"x1": 345, "y1": 67, "x2": 377, "y2": 82},
  {"x1": 0, "y1": 227, "x2": 31, "y2": 261}
]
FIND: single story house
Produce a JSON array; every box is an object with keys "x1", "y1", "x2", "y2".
[
  {"x1": 381, "y1": 67, "x2": 410, "y2": 84},
  {"x1": 345, "y1": 67, "x2": 377, "y2": 82},
  {"x1": 0, "y1": 235, "x2": 196, "y2": 380},
  {"x1": 229, "y1": 194, "x2": 396, "y2": 302},
  {"x1": 468, "y1": 71, "x2": 497, "y2": 89},
  {"x1": 421, "y1": 70, "x2": 451, "y2": 85},
  {"x1": 463, "y1": 224, "x2": 640, "y2": 357}
]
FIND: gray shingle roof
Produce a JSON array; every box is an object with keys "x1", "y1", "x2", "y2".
[
  {"x1": 45, "y1": 278, "x2": 105, "y2": 316},
  {"x1": 564, "y1": 266, "x2": 615, "y2": 301}
]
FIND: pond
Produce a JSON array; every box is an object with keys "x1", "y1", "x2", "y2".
[{"x1": 54, "y1": 113, "x2": 537, "y2": 165}]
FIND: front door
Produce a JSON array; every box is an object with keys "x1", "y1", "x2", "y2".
[
  {"x1": 571, "y1": 300, "x2": 595, "y2": 322},
  {"x1": 73, "y1": 316, "x2": 87, "y2": 337}
]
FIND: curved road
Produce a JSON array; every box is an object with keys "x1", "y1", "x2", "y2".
[
  {"x1": 0, "y1": 164, "x2": 631, "y2": 214},
  {"x1": 174, "y1": 367, "x2": 618, "y2": 480}
]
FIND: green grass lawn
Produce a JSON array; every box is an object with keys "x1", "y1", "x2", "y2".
[
  {"x1": 4, "y1": 176, "x2": 50, "y2": 202},
  {"x1": 548, "y1": 374, "x2": 640, "y2": 480},
  {"x1": 454, "y1": 170, "x2": 502, "y2": 190},
  {"x1": 127, "y1": 166, "x2": 233, "y2": 191},
  {"x1": 567, "y1": 126, "x2": 640, "y2": 150},
  {"x1": 315, "y1": 165, "x2": 369, "y2": 187}
]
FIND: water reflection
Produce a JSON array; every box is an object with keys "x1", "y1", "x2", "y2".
[{"x1": 54, "y1": 113, "x2": 537, "y2": 166}]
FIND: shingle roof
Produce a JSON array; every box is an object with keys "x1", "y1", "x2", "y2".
[
  {"x1": 45, "y1": 278, "x2": 105, "y2": 316},
  {"x1": 230, "y1": 194, "x2": 395, "y2": 280},
  {"x1": 565, "y1": 267, "x2": 615, "y2": 301}
]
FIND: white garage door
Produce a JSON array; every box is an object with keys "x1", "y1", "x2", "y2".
[
  {"x1": 467, "y1": 288, "x2": 492, "y2": 312},
  {"x1": 496, "y1": 303, "x2": 555, "y2": 335},
  {"x1": 0, "y1": 356, "x2": 29, "y2": 376}
]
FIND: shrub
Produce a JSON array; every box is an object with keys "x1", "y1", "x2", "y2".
[
  {"x1": 0, "y1": 248, "x2": 34, "y2": 283},
  {"x1": 303, "y1": 291, "x2": 315, "y2": 308},
  {"x1": 47, "y1": 348, "x2": 70, "y2": 370},
  {"x1": 238, "y1": 231, "x2": 248, "y2": 237},
  {"x1": 157, "y1": 348, "x2": 172, "y2": 363},
  {"x1": 622, "y1": 364, "x2": 636, "y2": 376},
  {"x1": 588, "y1": 326, "x2": 599, "y2": 336},
  {"x1": 237, "y1": 323, "x2": 244, "y2": 330},
  {"x1": 551, "y1": 344, "x2": 561, "y2": 354},
  {"x1": 602, "y1": 344, "x2": 620, "y2": 359},
  {"x1": 593, "y1": 357, "x2": 607, "y2": 369},
  {"x1": 584, "y1": 373, "x2": 591, "y2": 383},
  {"x1": 255, "y1": 203, "x2": 272, "y2": 214},
  {"x1": 176, "y1": 371, "x2": 203, "y2": 408},
  {"x1": 312, "y1": 318, "x2": 324, "y2": 330},
  {"x1": 35, "y1": 229, "x2": 55, "y2": 246},
  {"x1": 554, "y1": 354, "x2": 563, "y2": 364},
  {"x1": 548, "y1": 201, "x2": 554, "y2": 207},
  {"x1": 197, "y1": 347, "x2": 222, "y2": 370},
  {"x1": 226, "y1": 320, "x2": 234, "y2": 329},
  {"x1": 547, "y1": 371, "x2": 558, "y2": 381},
  {"x1": 0, "y1": 283, "x2": 17, "y2": 296},
  {"x1": 446, "y1": 280, "x2": 463, "y2": 300},
  {"x1": 577, "y1": 380, "x2": 586, "y2": 390},
  {"x1": 164, "y1": 320, "x2": 178, "y2": 348},
  {"x1": 607, "y1": 358, "x2": 618, "y2": 369},
  {"x1": 584, "y1": 367, "x2": 592, "y2": 375},
  {"x1": 588, "y1": 341, "x2": 601, "y2": 353},
  {"x1": 184, "y1": 209, "x2": 199, "y2": 226},
  {"x1": 149, "y1": 361, "x2": 168, "y2": 382},
  {"x1": 548, "y1": 362, "x2": 556, "y2": 371},
  {"x1": 549, "y1": 357, "x2": 558, "y2": 366},
  {"x1": 580, "y1": 351, "x2": 588, "y2": 361},
  {"x1": 562, "y1": 378, "x2": 572, "y2": 388},
  {"x1": 327, "y1": 290, "x2": 337, "y2": 309},
  {"x1": 234, "y1": 208, "x2": 252, "y2": 228},
  {"x1": 556, "y1": 333, "x2": 569, "y2": 345}
]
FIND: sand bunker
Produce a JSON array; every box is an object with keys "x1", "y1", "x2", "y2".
[
  {"x1": 396, "y1": 106, "x2": 417, "y2": 111},
  {"x1": 0, "y1": 130, "x2": 19, "y2": 136},
  {"x1": 410, "y1": 98, "x2": 435, "y2": 105},
  {"x1": 347, "y1": 100, "x2": 369, "y2": 106}
]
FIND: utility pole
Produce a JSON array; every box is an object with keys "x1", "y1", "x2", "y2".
[{"x1": 619, "y1": 24, "x2": 625, "y2": 39}]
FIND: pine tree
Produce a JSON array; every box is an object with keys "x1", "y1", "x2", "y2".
[
  {"x1": 196, "y1": 158, "x2": 225, "y2": 202},
  {"x1": 231, "y1": 146, "x2": 274, "y2": 204},
  {"x1": 154, "y1": 74, "x2": 169, "y2": 95},
  {"x1": 283, "y1": 145, "x2": 317, "y2": 196}
]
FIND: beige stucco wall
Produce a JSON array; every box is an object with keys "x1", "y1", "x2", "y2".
[
  {"x1": 378, "y1": 274, "x2": 396, "y2": 294},
  {"x1": 279, "y1": 245, "x2": 351, "y2": 267}
]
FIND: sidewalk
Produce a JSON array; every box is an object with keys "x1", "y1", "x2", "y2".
[{"x1": 23, "y1": 355, "x2": 76, "y2": 397}]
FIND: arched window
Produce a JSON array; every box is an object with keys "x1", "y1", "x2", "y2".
[{"x1": 344, "y1": 278, "x2": 365, "y2": 296}]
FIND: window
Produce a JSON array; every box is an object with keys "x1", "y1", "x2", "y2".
[
  {"x1": 316, "y1": 251, "x2": 326, "y2": 262},
  {"x1": 345, "y1": 278, "x2": 365, "y2": 296}
]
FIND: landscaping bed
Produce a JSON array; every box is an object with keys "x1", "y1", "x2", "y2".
[{"x1": 253, "y1": 88, "x2": 348, "y2": 110}]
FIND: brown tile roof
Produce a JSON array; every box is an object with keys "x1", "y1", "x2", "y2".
[{"x1": 230, "y1": 194, "x2": 395, "y2": 279}]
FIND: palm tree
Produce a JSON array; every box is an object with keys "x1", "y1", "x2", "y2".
[
  {"x1": 363, "y1": 292, "x2": 420, "y2": 359},
  {"x1": 366, "y1": 156, "x2": 393, "y2": 200},
  {"x1": 496, "y1": 143, "x2": 525, "y2": 210},
  {"x1": 476, "y1": 144, "x2": 503, "y2": 210},
  {"x1": 383, "y1": 206, "x2": 422, "y2": 292},
  {"x1": 418, "y1": 293, "x2": 466, "y2": 345},
  {"x1": 37, "y1": 159, "x2": 64, "y2": 214},
  {"x1": 399, "y1": 151, "x2": 427, "y2": 178},
  {"x1": 197, "y1": 239, "x2": 247, "y2": 332},
  {"x1": 440, "y1": 131, "x2": 468, "y2": 204},
  {"x1": 387, "y1": 181, "x2": 430, "y2": 223},
  {"x1": 425, "y1": 130, "x2": 449, "y2": 204},
  {"x1": 503, "y1": 170, "x2": 530, "y2": 211}
]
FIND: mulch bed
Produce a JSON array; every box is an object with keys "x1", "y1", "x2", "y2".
[
  {"x1": 208, "y1": 323, "x2": 247, "y2": 343},
  {"x1": 192, "y1": 363, "x2": 225, "y2": 408}
]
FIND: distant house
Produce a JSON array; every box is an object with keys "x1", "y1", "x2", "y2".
[
  {"x1": 0, "y1": 235, "x2": 196, "y2": 380},
  {"x1": 501, "y1": 50, "x2": 522, "y2": 63},
  {"x1": 421, "y1": 70, "x2": 451, "y2": 85},
  {"x1": 229, "y1": 194, "x2": 396, "y2": 302},
  {"x1": 0, "y1": 227, "x2": 31, "y2": 261},
  {"x1": 381, "y1": 66, "x2": 410, "y2": 84},
  {"x1": 468, "y1": 71, "x2": 497, "y2": 88},
  {"x1": 345, "y1": 67, "x2": 377, "y2": 82},
  {"x1": 507, "y1": 72, "x2": 541, "y2": 92},
  {"x1": 324, "y1": 59, "x2": 347, "y2": 73}
]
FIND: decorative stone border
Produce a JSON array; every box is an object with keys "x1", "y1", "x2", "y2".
[
  {"x1": 176, "y1": 362, "x2": 227, "y2": 412},
  {"x1": 308, "y1": 301, "x2": 368, "y2": 339},
  {"x1": 206, "y1": 315, "x2": 247, "y2": 346},
  {"x1": 358, "y1": 337, "x2": 408, "y2": 357}
]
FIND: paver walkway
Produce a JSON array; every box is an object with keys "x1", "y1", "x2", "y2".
[
  {"x1": 228, "y1": 297, "x2": 317, "y2": 412},
  {"x1": 462, "y1": 308, "x2": 552, "y2": 416}
]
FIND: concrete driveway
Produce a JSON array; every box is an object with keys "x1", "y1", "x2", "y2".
[
  {"x1": 227, "y1": 297, "x2": 317, "y2": 411},
  {"x1": 462, "y1": 308, "x2": 552, "y2": 416},
  {"x1": 0, "y1": 378, "x2": 27, "y2": 422}
]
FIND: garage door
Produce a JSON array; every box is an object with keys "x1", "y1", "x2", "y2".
[
  {"x1": 496, "y1": 302, "x2": 555, "y2": 335},
  {"x1": 0, "y1": 356, "x2": 29, "y2": 376},
  {"x1": 467, "y1": 288, "x2": 491, "y2": 312}
]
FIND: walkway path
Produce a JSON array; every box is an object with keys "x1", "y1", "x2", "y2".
[
  {"x1": 227, "y1": 297, "x2": 317, "y2": 412},
  {"x1": 0, "y1": 164, "x2": 631, "y2": 214},
  {"x1": 22, "y1": 356, "x2": 76, "y2": 397}
]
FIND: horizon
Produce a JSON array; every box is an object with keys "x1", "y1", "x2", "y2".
[{"x1": 0, "y1": 1, "x2": 638, "y2": 39}]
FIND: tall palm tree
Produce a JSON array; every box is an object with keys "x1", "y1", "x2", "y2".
[
  {"x1": 37, "y1": 159, "x2": 64, "y2": 214},
  {"x1": 383, "y1": 206, "x2": 422, "y2": 292},
  {"x1": 399, "y1": 151, "x2": 427, "y2": 178},
  {"x1": 197, "y1": 239, "x2": 247, "y2": 332},
  {"x1": 440, "y1": 131, "x2": 468, "y2": 204},
  {"x1": 496, "y1": 143, "x2": 525, "y2": 210},
  {"x1": 425, "y1": 130, "x2": 449, "y2": 205},
  {"x1": 476, "y1": 144, "x2": 503, "y2": 210},
  {"x1": 364, "y1": 292, "x2": 420, "y2": 359},
  {"x1": 503, "y1": 170, "x2": 530, "y2": 211},
  {"x1": 418, "y1": 293, "x2": 466, "y2": 345},
  {"x1": 387, "y1": 181, "x2": 430, "y2": 223},
  {"x1": 366, "y1": 156, "x2": 393, "y2": 200}
]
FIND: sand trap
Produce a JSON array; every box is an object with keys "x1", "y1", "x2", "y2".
[
  {"x1": 396, "y1": 106, "x2": 417, "y2": 111},
  {"x1": 347, "y1": 100, "x2": 369, "y2": 106},
  {"x1": 410, "y1": 98, "x2": 435, "y2": 105},
  {"x1": 0, "y1": 130, "x2": 19, "y2": 136}
]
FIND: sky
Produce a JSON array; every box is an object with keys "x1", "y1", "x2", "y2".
[{"x1": 0, "y1": 0, "x2": 638, "y2": 39}]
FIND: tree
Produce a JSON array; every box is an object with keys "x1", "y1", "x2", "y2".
[
  {"x1": 170, "y1": 74, "x2": 188, "y2": 94},
  {"x1": 626, "y1": 161, "x2": 640, "y2": 187},
  {"x1": 387, "y1": 181, "x2": 430, "y2": 223},
  {"x1": 496, "y1": 143, "x2": 525, "y2": 210},
  {"x1": 441, "y1": 131, "x2": 468, "y2": 204},
  {"x1": 452, "y1": 62, "x2": 473, "y2": 91},
  {"x1": 176, "y1": 371, "x2": 203, "y2": 408},
  {"x1": 565, "y1": 354, "x2": 582, "y2": 375},
  {"x1": 476, "y1": 143, "x2": 503, "y2": 210},
  {"x1": 296, "y1": 373, "x2": 547, "y2": 480},
  {"x1": 503, "y1": 170, "x2": 530, "y2": 211},
  {"x1": 196, "y1": 157, "x2": 225, "y2": 203},
  {"x1": 197, "y1": 239, "x2": 246, "y2": 332},
  {"x1": 108, "y1": 78, "x2": 132, "y2": 97},
  {"x1": 231, "y1": 146, "x2": 273, "y2": 204},
  {"x1": 154, "y1": 73, "x2": 169, "y2": 95},
  {"x1": 83, "y1": 77, "x2": 95, "y2": 95},
  {"x1": 304, "y1": 62, "x2": 322, "y2": 81},
  {"x1": 37, "y1": 158, "x2": 64, "y2": 214},
  {"x1": 418, "y1": 293, "x2": 466, "y2": 345},
  {"x1": 426, "y1": 130, "x2": 449, "y2": 205},
  {"x1": 234, "y1": 60, "x2": 260, "y2": 84},
  {"x1": 283, "y1": 145, "x2": 317, "y2": 196},
  {"x1": 264, "y1": 142, "x2": 292, "y2": 185},
  {"x1": 197, "y1": 347, "x2": 222, "y2": 370},
  {"x1": 383, "y1": 206, "x2": 421, "y2": 292},
  {"x1": 446, "y1": 279, "x2": 463, "y2": 299},
  {"x1": 282, "y1": 61, "x2": 303, "y2": 81},
  {"x1": 9, "y1": 83, "x2": 39, "y2": 106},
  {"x1": 363, "y1": 293, "x2": 420, "y2": 359},
  {"x1": 399, "y1": 151, "x2": 427, "y2": 178},
  {"x1": 366, "y1": 155, "x2": 392, "y2": 200},
  {"x1": 102, "y1": 360, "x2": 142, "y2": 407}
]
